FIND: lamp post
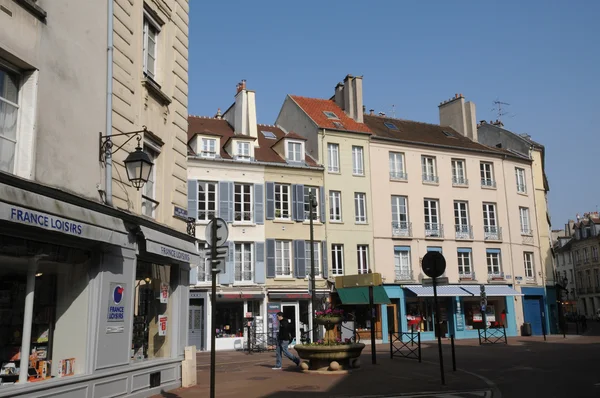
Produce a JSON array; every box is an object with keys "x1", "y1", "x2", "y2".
[{"x1": 308, "y1": 190, "x2": 318, "y2": 344}]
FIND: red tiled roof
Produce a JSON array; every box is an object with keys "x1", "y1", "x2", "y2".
[
  {"x1": 289, "y1": 95, "x2": 372, "y2": 134},
  {"x1": 187, "y1": 117, "x2": 319, "y2": 167}
]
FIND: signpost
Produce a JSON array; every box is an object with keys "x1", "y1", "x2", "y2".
[
  {"x1": 421, "y1": 251, "x2": 447, "y2": 385},
  {"x1": 206, "y1": 218, "x2": 228, "y2": 398}
]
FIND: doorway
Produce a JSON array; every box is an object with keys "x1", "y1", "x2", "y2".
[
  {"x1": 523, "y1": 297, "x2": 543, "y2": 335},
  {"x1": 189, "y1": 304, "x2": 204, "y2": 350},
  {"x1": 387, "y1": 302, "x2": 399, "y2": 333},
  {"x1": 281, "y1": 303, "x2": 300, "y2": 342}
]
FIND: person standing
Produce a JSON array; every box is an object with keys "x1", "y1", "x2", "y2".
[{"x1": 273, "y1": 312, "x2": 300, "y2": 369}]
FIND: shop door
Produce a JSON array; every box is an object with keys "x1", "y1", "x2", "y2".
[
  {"x1": 189, "y1": 305, "x2": 204, "y2": 350},
  {"x1": 386, "y1": 303, "x2": 399, "y2": 333},
  {"x1": 523, "y1": 297, "x2": 543, "y2": 335},
  {"x1": 281, "y1": 303, "x2": 300, "y2": 343}
]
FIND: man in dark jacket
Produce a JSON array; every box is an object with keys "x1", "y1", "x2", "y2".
[{"x1": 273, "y1": 312, "x2": 300, "y2": 369}]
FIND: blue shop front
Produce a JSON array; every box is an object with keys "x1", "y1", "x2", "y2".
[{"x1": 380, "y1": 284, "x2": 521, "y2": 343}]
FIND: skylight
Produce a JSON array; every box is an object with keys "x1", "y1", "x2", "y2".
[
  {"x1": 442, "y1": 131, "x2": 454, "y2": 137},
  {"x1": 333, "y1": 121, "x2": 344, "y2": 129},
  {"x1": 261, "y1": 131, "x2": 277, "y2": 139},
  {"x1": 323, "y1": 111, "x2": 339, "y2": 120},
  {"x1": 384, "y1": 122, "x2": 399, "y2": 130}
]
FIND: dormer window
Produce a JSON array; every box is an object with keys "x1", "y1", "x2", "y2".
[
  {"x1": 201, "y1": 138, "x2": 217, "y2": 158},
  {"x1": 236, "y1": 141, "x2": 251, "y2": 161},
  {"x1": 286, "y1": 140, "x2": 304, "y2": 163}
]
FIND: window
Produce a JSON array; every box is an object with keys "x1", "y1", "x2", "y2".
[
  {"x1": 483, "y1": 203, "x2": 499, "y2": 239},
  {"x1": 454, "y1": 201, "x2": 470, "y2": 238},
  {"x1": 487, "y1": 250, "x2": 502, "y2": 277},
  {"x1": 357, "y1": 245, "x2": 369, "y2": 274},
  {"x1": 442, "y1": 131, "x2": 454, "y2": 137},
  {"x1": 274, "y1": 184, "x2": 291, "y2": 219},
  {"x1": 384, "y1": 122, "x2": 399, "y2": 130},
  {"x1": 457, "y1": 250, "x2": 472, "y2": 277},
  {"x1": 197, "y1": 181, "x2": 217, "y2": 221},
  {"x1": 391, "y1": 196, "x2": 409, "y2": 235},
  {"x1": 327, "y1": 143, "x2": 340, "y2": 172},
  {"x1": 519, "y1": 207, "x2": 531, "y2": 235},
  {"x1": 524, "y1": 252, "x2": 534, "y2": 280},
  {"x1": 275, "y1": 241, "x2": 292, "y2": 277},
  {"x1": 480, "y1": 162, "x2": 495, "y2": 187},
  {"x1": 389, "y1": 152, "x2": 406, "y2": 180},
  {"x1": 593, "y1": 247, "x2": 599, "y2": 262},
  {"x1": 331, "y1": 244, "x2": 344, "y2": 275},
  {"x1": 200, "y1": 138, "x2": 217, "y2": 158},
  {"x1": 516, "y1": 168, "x2": 527, "y2": 193},
  {"x1": 286, "y1": 141, "x2": 303, "y2": 162},
  {"x1": 452, "y1": 159, "x2": 467, "y2": 185},
  {"x1": 234, "y1": 243, "x2": 253, "y2": 282},
  {"x1": 141, "y1": 146, "x2": 158, "y2": 218},
  {"x1": 421, "y1": 156, "x2": 438, "y2": 183},
  {"x1": 329, "y1": 191, "x2": 342, "y2": 222},
  {"x1": 354, "y1": 193, "x2": 367, "y2": 223},
  {"x1": 234, "y1": 183, "x2": 252, "y2": 222},
  {"x1": 143, "y1": 14, "x2": 160, "y2": 79},
  {"x1": 303, "y1": 186, "x2": 319, "y2": 221},
  {"x1": 352, "y1": 146, "x2": 364, "y2": 175},
  {"x1": 333, "y1": 121, "x2": 344, "y2": 129},
  {"x1": 323, "y1": 111, "x2": 339, "y2": 119},
  {"x1": 424, "y1": 199, "x2": 440, "y2": 236},
  {"x1": 197, "y1": 243, "x2": 212, "y2": 282},
  {"x1": 584, "y1": 248, "x2": 589, "y2": 263},
  {"x1": 236, "y1": 141, "x2": 251, "y2": 161},
  {"x1": 0, "y1": 65, "x2": 19, "y2": 173},
  {"x1": 394, "y1": 247, "x2": 411, "y2": 280},
  {"x1": 305, "y1": 241, "x2": 321, "y2": 277},
  {"x1": 261, "y1": 131, "x2": 277, "y2": 139}
]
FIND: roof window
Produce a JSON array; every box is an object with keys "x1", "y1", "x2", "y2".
[
  {"x1": 261, "y1": 131, "x2": 277, "y2": 139},
  {"x1": 323, "y1": 111, "x2": 339, "y2": 120},
  {"x1": 384, "y1": 122, "x2": 399, "y2": 130}
]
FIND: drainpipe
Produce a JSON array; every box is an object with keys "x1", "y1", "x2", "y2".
[{"x1": 105, "y1": 0, "x2": 114, "y2": 205}]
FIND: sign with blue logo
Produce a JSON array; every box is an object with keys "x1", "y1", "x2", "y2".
[
  {"x1": 173, "y1": 206, "x2": 188, "y2": 220},
  {"x1": 6, "y1": 205, "x2": 83, "y2": 235},
  {"x1": 107, "y1": 282, "x2": 127, "y2": 323}
]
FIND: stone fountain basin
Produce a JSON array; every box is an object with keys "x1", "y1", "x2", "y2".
[{"x1": 294, "y1": 343, "x2": 366, "y2": 373}]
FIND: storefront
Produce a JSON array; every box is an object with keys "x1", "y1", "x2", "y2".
[
  {"x1": 334, "y1": 286, "x2": 391, "y2": 342},
  {"x1": 381, "y1": 284, "x2": 520, "y2": 343},
  {"x1": 0, "y1": 177, "x2": 198, "y2": 397}
]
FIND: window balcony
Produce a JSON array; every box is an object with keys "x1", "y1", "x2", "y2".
[
  {"x1": 459, "y1": 271, "x2": 476, "y2": 281},
  {"x1": 452, "y1": 177, "x2": 469, "y2": 187},
  {"x1": 392, "y1": 221, "x2": 412, "y2": 238},
  {"x1": 425, "y1": 223, "x2": 444, "y2": 238},
  {"x1": 422, "y1": 174, "x2": 439, "y2": 184},
  {"x1": 488, "y1": 272, "x2": 505, "y2": 282},
  {"x1": 484, "y1": 226, "x2": 502, "y2": 241},
  {"x1": 455, "y1": 225, "x2": 473, "y2": 240},
  {"x1": 390, "y1": 171, "x2": 408, "y2": 181},
  {"x1": 395, "y1": 269, "x2": 413, "y2": 281},
  {"x1": 481, "y1": 179, "x2": 496, "y2": 188},
  {"x1": 517, "y1": 184, "x2": 527, "y2": 194}
]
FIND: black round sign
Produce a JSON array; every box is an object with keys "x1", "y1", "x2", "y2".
[{"x1": 421, "y1": 251, "x2": 446, "y2": 278}]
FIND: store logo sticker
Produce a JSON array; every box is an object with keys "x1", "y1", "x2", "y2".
[{"x1": 113, "y1": 285, "x2": 124, "y2": 304}]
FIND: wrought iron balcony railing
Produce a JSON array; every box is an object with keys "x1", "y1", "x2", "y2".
[
  {"x1": 422, "y1": 174, "x2": 439, "y2": 184},
  {"x1": 455, "y1": 225, "x2": 473, "y2": 240},
  {"x1": 390, "y1": 171, "x2": 408, "y2": 181},
  {"x1": 452, "y1": 176, "x2": 469, "y2": 186},
  {"x1": 425, "y1": 223, "x2": 444, "y2": 238},
  {"x1": 392, "y1": 221, "x2": 412, "y2": 237},
  {"x1": 481, "y1": 179, "x2": 497, "y2": 188},
  {"x1": 484, "y1": 226, "x2": 502, "y2": 241}
]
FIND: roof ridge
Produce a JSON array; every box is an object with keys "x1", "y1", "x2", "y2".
[
  {"x1": 189, "y1": 115, "x2": 218, "y2": 120},
  {"x1": 290, "y1": 94, "x2": 334, "y2": 102},
  {"x1": 365, "y1": 113, "x2": 450, "y2": 129}
]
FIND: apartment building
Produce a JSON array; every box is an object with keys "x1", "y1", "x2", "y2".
[
  {"x1": 187, "y1": 82, "x2": 326, "y2": 351},
  {"x1": 0, "y1": 1, "x2": 196, "y2": 396},
  {"x1": 553, "y1": 229, "x2": 577, "y2": 315}
]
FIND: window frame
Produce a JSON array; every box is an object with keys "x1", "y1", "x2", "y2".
[
  {"x1": 523, "y1": 252, "x2": 534, "y2": 279},
  {"x1": 274, "y1": 183, "x2": 291, "y2": 220},
  {"x1": 421, "y1": 156, "x2": 438, "y2": 183},
  {"x1": 487, "y1": 251, "x2": 502, "y2": 276},
  {"x1": 457, "y1": 251, "x2": 472, "y2": 276},
  {"x1": 197, "y1": 181, "x2": 218, "y2": 221},
  {"x1": 234, "y1": 242, "x2": 253, "y2": 283},
  {"x1": 357, "y1": 245, "x2": 369, "y2": 274},
  {"x1": 519, "y1": 207, "x2": 531, "y2": 235},
  {"x1": 285, "y1": 140, "x2": 304, "y2": 163},
  {"x1": 305, "y1": 241, "x2": 321, "y2": 278},
  {"x1": 0, "y1": 62, "x2": 20, "y2": 174},
  {"x1": 515, "y1": 167, "x2": 527, "y2": 193},
  {"x1": 424, "y1": 198, "x2": 440, "y2": 235},
  {"x1": 236, "y1": 141, "x2": 251, "y2": 161},
  {"x1": 394, "y1": 248, "x2": 411, "y2": 280},
  {"x1": 329, "y1": 190, "x2": 342, "y2": 222},
  {"x1": 331, "y1": 244, "x2": 344, "y2": 276},
  {"x1": 234, "y1": 183, "x2": 253, "y2": 222},
  {"x1": 327, "y1": 143, "x2": 340, "y2": 173},
  {"x1": 142, "y1": 11, "x2": 161, "y2": 80},
  {"x1": 480, "y1": 162, "x2": 495, "y2": 187},
  {"x1": 352, "y1": 145, "x2": 364, "y2": 176},
  {"x1": 451, "y1": 159, "x2": 467, "y2": 185},
  {"x1": 200, "y1": 138, "x2": 217, "y2": 158},
  {"x1": 354, "y1": 192, "x2": 367, "y2": 224},
  {"x1": 389, "y1": 151, "x2": 406, "y2": 180},
  {"x1": 141, "y1": 144, "x2": 159, "y2": 218},
  {"x1": 303, "y1": 186, "x2": 319, "y2": 221},
  {"x1": 275, "y1": 240, "x2": 292, "y2": 278},
  {"x1": 392, "y1": 195, "x2": 409, "y2": 231}
]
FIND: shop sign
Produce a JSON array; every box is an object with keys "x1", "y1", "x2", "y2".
[
  {"x1": 455, "y1": 301, "x2": 464, "y2": 331},
  {"x1": 4, "y1": 204, "x2": 84, "y2": 236},
  {"x1": 173, "y1": 206, "x2": 188, "y2": 220},
  {"x1": 158, "y1": 314, "x2": 168, "y2": 336},
  {"x1": 107, "y1": 282, "x2": 126, "y2": 322},
  {"x1": 160, "y1": 283, "x2": 169, "y2": 303}
]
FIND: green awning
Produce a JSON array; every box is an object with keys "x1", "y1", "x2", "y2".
[{"x1": 336, "y1": 286, "x2": 391, "y2": 305}]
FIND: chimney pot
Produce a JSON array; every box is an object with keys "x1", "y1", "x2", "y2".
[
  {"x1": 455, "y1": 94, "x2": 459, "y2": 99},
  {"x1": 369, "y1": 109, "x2": 374, "y2": 115},
  {"x1": 241, "y1": 80, "x2": 246, "y2": 90}
]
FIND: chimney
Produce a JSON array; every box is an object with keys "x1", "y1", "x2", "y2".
[
  {"x1": 334, "y1": 82, "x2": 344, "y2": 109},
  {"x1": 215, "y1": 108, "x2": 222, "y2": 119},
  {"x1": 438, "y1": 93, "x2": 478, "y2": 142},
  {"x1": 223, "y1": 80, "x2": 257, "y2": 138},
  {"x1": 369, "y1": 109, "x2": 374, "y2": 115},
  {"x1": 338, "y1": 74, "x2": 364, "y2": 123}
]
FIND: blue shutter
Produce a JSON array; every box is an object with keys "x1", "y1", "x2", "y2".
[
  {"x1": 228, "y1": 182, "x2": 234, "y2": 223},
  {"x1": 219, "y1": 181, "x2": 230, "y2": 222},
  {"x1": 266, "y1": 239, "x2": 276, "y2": 278},
  {"x1": 219, "y1": 241, "x2": 234, "y2": 284},
  {"x1": 254, "y1": 184, "x2": 264, "y2": 224},
  {"x1": 319, "y1": 186, "x2": 325, "y2": 222},
  {"x1": 254, "y1": 242, "x2": 266, "y2": 284},
  {"x1": 189, "y1": 265, "x2": 198, "y2": 285},
  {"x1": 187, "y1": 180, "x2": 198, "y2": 220},
  {"x1": 486, "y1": 248, "x2": 501, "y2": 254},
  {"x1": 294, "y1": 240, "x2": 306, "y2": 279},
  {"x1": 457, "y1": 248, "x2": 472, "y2": 253},
  {"x1": 265, "y1": 182, "x2": 275, "y2": 220},
  {"x1": 322, "y1": 241, "x2": 328, "y2": 278},
  {"x1": 294, "y1": 185, "x2": 305, "y2": 222},
  {"x1": 427, "y1": 246, "x2": 443, "y2": 253}
]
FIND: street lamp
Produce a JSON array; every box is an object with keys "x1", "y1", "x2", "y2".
[
  {"x1": 308, "y1": 190, "x2": 318, "y2": 344},
  {"x1": 99, "y1": 127, "x2": 154, "y2": 191}
]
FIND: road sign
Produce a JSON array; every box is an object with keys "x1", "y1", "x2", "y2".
[
  {"x1": 205, "y1": 218, "x2": 228, "y2": 247},
  {"x1": 422, "y1": 277, "x2": 449, "y2": 286},
  {"x1": 421, "y1": 251, "x2": 446, "y2": 278},
  {"x1": 210, "y1": 258, "x2": 226, "y2": 274},
  {"x1": 203, "y1": 246, "x2": 228, "y2": 259}
]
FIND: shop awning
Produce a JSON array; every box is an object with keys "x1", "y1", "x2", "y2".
[
  {"x1": 336, "y1": 286, "x2": 391, "y2": 305},
  {"x1": 461, "y1": 285, "x2": 523, "y2": 296},
  {"x1": 404, "y1": 285, "x2": 475, "y2": 297},
  {"x1": 139, "y1": 225, "x2": 200, "y2": 266}
]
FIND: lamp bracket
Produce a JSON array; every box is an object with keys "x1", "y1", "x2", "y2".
[{"x1": 99, "y1": 126, "x2": 148, "y2": 162}]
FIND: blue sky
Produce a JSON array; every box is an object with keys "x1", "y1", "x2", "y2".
[{"x1": 188, "y1": 0, "x2": 599, "y2": 228}]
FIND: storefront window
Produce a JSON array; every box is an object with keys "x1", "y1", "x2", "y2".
[
  {"x1": 463, "y1": 298, "x2": 506, "y2": 329},
  {"x1": 215, "y1": 302, "x2": 244, "y2": 338},
  {"x1": 131, "y1": 262, "x2": 172, "y2": 361},
  {"x1": 406, "y1": 299, "x2": 434, "y2": 332}
]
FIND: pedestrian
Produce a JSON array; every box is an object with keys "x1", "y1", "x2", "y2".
[{"x1": 273, "y1": 311, "x2": 300, "y2": 370}]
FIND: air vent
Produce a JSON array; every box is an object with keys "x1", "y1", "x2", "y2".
[{"x1": 149, "y1": 372, "x2": 161, "y2": 388}]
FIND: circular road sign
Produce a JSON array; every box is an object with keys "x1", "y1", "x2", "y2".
[
  {"x1": 205, "y1": 217, "x2": 229, "y2": 247},
  {"x1": 421, "y1": 251, "x2": 446, "y2": 279}
]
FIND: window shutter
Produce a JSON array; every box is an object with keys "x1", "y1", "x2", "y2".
[
  {"x1": 219, "y1": 241, "x2": 235, "y2": 284},
  {"x1": 319, "y1": 186, "x2": 325, "y2": 222},
  {"x1": 219, "y1": 181, "x2": 230, "y2": 222},
  {"x1": 197, "y1": 247, "x2": 206, "y2": 282},
  {"x1": 228, "y1": 182, "x2": 234, "y2": 222},
  {"x1": 291, "y1": 185, "x2": 297, "y2": 221},
  {"x1": 322, "y1": 241, "x2": 328, "y2": 279},
  {"x1": 294, "y1": 184, "x2": 305, "y2": 222},
  {"x1": 189, "y1": 265, "x2": 198, "y2": 285},
  {"x1": 254, "y1": 242, "x2": 266, "y2": 284},
  {"x1": 254, "y1": 184, "x2": 264, "y2": 224},
  {"x1": 391, "y1": 197, "x2": 398, "y2": 223},
  {"x1": 187, "y1": 180, "x2": 198, "y2": 220},
  {"x1": 266, "y1": 239, "x2": 276, "y2": 278},
  {"x1": 293, "y1": 240, "x2": 306, "y2": 279},
  {"x1": 265, "y1": 182, "x2": 275, "y2": 220}
]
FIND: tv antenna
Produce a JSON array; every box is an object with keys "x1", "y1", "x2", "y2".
[{"x1": 491, "y1": 99, "x2": 510, "y2": 121}]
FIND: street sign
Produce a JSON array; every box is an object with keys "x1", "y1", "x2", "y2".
[
  {"x1": 421, "y1": 251, "x2": 446, "y2": 278},
  {"x1": 203, "y1": 246, "x2": 228, "y2": 259},
  {"x1": 211, "y1": 258, "x2": 226, "y2": 274},
  {"x1": 205, "y1": 218, "x2": 228, "y2": 247},
  {"x1": 422, "y1": 277, "x2": 449, "y2": 286}
]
